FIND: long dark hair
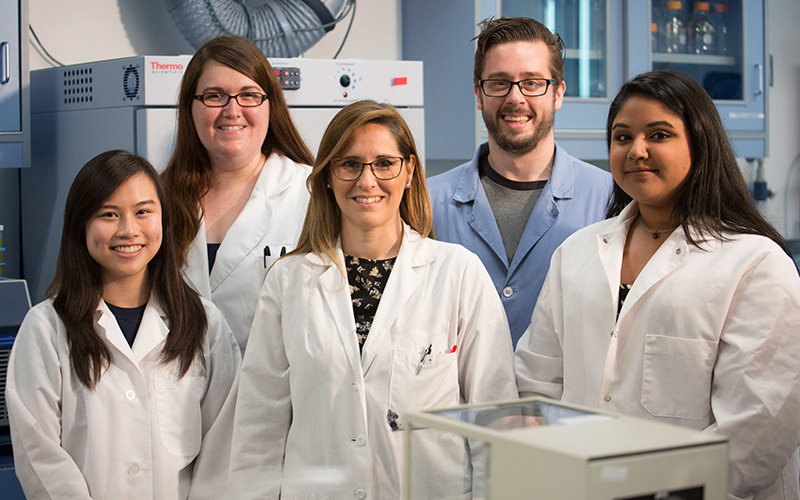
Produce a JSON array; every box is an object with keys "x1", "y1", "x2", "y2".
[
  {"x1": 162, "y1": 35, "x2": 314, "y2": 263},
  {"x1": 605, "y1": 70, "x2": 791, "y2": 257},
  {"x1": 48, "y1": 150, "x2": 208, "y2": 389}
]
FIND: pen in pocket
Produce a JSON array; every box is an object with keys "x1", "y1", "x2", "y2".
[{"x1": 415, "y1": 344, "x2": 432, "y2": 375}]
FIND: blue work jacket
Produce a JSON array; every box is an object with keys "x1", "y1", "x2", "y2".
[{"x1": 427, "y1": 142, "x2": 612, "y2": 347}]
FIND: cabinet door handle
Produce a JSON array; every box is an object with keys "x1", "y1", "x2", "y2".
[
  {"x1": 0, "y1": 41, "x2": 10, "y2": 85},
  {"x1": 754, "y1": 64, "x2": 764, "y2": 96}
]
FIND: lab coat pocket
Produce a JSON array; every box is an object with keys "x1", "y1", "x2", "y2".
[
  {"x1": 154, "y1": 375, "x2": 205, "y2": 457},
  {"x1": 390, "y1": 348, "x2": 459, "y2": 414},
  {"x1": 641, "y1": 335, "x2": 717, "y2": 420}
]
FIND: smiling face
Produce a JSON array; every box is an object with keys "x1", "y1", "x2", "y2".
[
  {"x1": 330, "y1": 122, "x2": 415, "y2": 250},
  {"x1": 191, "y1": 60, "x2": 269, "y2": 169},
  {"x1": 609, "y1": 95, "x2": 692, "y2": 213},
  {"x1": 476, "y1": 40, "x2": 565, "y2": 156},
  {"x1": 85, "y1": 172, "x2": 162, "y2": 294}
]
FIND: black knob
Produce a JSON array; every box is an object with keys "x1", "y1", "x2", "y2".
[{"x1": 339, "y1": 74, "x2": 351, "y2": 87}]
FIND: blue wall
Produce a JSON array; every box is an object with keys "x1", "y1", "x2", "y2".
[{"x1": 402, "y1": 0, "x2": 477, "y2": 165}]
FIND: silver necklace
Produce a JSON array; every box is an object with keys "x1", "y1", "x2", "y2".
[{"x1": 638, "y1": 218, "x2": 677, "y2": 239}]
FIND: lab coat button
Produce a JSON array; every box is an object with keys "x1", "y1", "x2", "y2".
[
  {"x1": 354, "y1": 488, "x2": 367, "y2": 499},
  {"x1": 355, "y1": 435, "x2": 366, "y2": 446},
  {"x1": 603, "y1": 395, "x2": 611, "y2": 402},
  {"x1": 125, "y1": 390, "x2": 136, "y2": 401},
  {"x1": 502, "y1": 287, "x2": 514, "y2": 298},
  {"x1": 676, "y1": 248, "x2": 682, "y2": 254},
  {"x1": 127, "y1": 463, "x2": 139, "y2": 475}
]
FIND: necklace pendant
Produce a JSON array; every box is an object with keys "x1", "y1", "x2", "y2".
[{"x1": 651, "y1": 232, "x2": 659, "y2": 239}]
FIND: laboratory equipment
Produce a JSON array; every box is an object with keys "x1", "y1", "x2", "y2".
[
  {"x1": 0, "y1": 278, "x2": 31, "y2": 500},
  {"x1": 404, "y1": 397, "x2": 728, "y2": 500},
  {"x1": 22, "y1": 55, "x2": 424, "y2": 301}
]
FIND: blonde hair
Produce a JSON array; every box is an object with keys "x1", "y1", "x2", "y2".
[{"x1": 291, "y1": 100, "x2": 433, "y2": 264}]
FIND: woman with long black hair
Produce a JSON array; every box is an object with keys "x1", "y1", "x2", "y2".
[
  {"x1": 516, "y1": 71, "x2": 800, "y2": 499},
  {"x1": 7, "y1": 150, "x2": 240, "y2": 499}
]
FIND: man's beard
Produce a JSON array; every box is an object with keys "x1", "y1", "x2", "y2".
[{"x1": 482, "y1": 101, "x2": 555, "y2": 155}]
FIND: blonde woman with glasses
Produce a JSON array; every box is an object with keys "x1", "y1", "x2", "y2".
[{"x1": 230, "y1": 100, "x2": 517, "y2": 499}]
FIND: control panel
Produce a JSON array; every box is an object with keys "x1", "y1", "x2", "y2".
[{"x1": 274, "y1": 67, "x2": 301, "y2": 90}]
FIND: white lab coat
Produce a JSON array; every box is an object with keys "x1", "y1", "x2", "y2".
[
  {"x1": 515, "y1": 202, "x2": 800, "y2": 500},
  {"x1": 6, "y1": 297, "x2": 241, "y2": 500},
  {"x1": 230, "y1": 225, "x2": 518, "y2": 500},
  {"x1": 183, "y1": 152, "x2": 311, "y2": 352}
]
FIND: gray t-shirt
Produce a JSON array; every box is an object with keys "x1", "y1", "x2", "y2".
[{"x1": 479, "y1": 156, "x2": 546, "y2": 263}]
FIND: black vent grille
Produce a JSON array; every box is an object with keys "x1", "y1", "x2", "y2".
[
  {"x1": 0, "y1": 345, "x2": 10, "y2": 425},
  {"x1": 123, "y1": 65, "x2": 140, "y2": 101},
  {"x1": 63, "y1": 67, "x2": 93, "y2": 105}
]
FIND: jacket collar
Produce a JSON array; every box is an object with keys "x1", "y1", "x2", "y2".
[
  {"x1": 598, "y1": 202, "x2": 693, "y2": 322},
  {"x1": 183, "y1": 152, "x2": 303, "y2": 293},
  {"x1": 95, "y1": 296, "x2": 170, "y2": 364},
  {"x1": 452, "y1": 142, "x2": 576, "y2": 203},
  {"x1": 305, "y1": 224, "x2": 434, "y2": 374}
]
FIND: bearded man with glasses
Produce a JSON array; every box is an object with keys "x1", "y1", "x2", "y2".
[{"x1": 428, "y1": 17, "x2": 612, "y2": 348}]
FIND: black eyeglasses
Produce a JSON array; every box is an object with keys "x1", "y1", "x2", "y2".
[
  {"x1": 193, "y1": 91, "x2": 269, "y2": 107},
  {"x1": 478, "y1": 78, "x2": 556, "y2": 97},
  {"x1": 331, "y1": 156, "x2": 406, "y2": 181}
]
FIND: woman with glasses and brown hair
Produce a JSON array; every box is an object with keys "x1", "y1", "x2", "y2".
[
  {"x1": 230, "y1": 100, "x2": 517, "y2": 499},
  {"x1": 161, "y1": 35, "x2": 314, "y2": 353}
]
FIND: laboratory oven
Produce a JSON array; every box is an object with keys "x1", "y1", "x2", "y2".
[{"x1": 22, "y1": 56, "x2": 424, "y2": 301}]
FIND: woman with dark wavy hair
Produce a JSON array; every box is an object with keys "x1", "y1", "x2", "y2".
[
  {"x1": 162, "y1": 35, "x2": 314, "y2": 352},
  {"x1": 7, "y1": 150, "x2": 240, "y2": 499},
  {"x1": 516, "y1": 71, "x2": 800, "y2": 499}
]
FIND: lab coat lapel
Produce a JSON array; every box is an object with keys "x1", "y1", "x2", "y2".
[
  {"x1": 95, "y1": 302, "x2": 136, "y2": 363},
  {"x1": 94, "y1": 299, "x2": 168, "y2": 366},
  {"x1": 209, "y1": 159, "x2": 274, "y2": 292},
  {"x1": 597, "y1": 208, "x2": 635, "y2": 314},
  {"x1": 184, "y1": 221, "x2": 211, "y2": 297},
  {"x1": 619, "y1": 232, "x2": 688, "y2": 322},
  {"x1": 312, "y1": 250, "x2": 362, "y2": 374},
  {"x1": 613, "y1": 203, "x2": 689, "y2": 323},
  {"x1": 360, "y1": 227, "x2": 427, "y2": 375},
  {"x1": 130, "y1": 300, "x2": 170, "y2": 362}
]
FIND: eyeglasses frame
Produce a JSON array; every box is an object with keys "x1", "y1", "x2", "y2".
[
  {"x1": 193, "y1": 91, "x2": 269, "y2": 108},
  {"x1": 331, "y1": 156, "x2": 408, "y2": 181},
  {"x1": 478, "y1": 78, "x2": 556, "y2": 98}
]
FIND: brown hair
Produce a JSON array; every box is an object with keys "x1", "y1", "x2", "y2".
[
  {"x1": 48, "y1": 150, "x2": 208, "y2": 389},
  {"x1": 161, "y1": 35, "x2": 314, "y2": 262},
  {"x1": 473, "y1": 17, "x2": 564, "y2": 85},
  {"x1": 291, "y1": 100, "x2": 433, "y2": 265}
]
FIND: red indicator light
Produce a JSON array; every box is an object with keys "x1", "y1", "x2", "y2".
[{"x1": 392, "y1": 77, "x2": 408, "y2": 86}]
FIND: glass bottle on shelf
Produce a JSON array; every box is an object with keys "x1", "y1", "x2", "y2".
[
  {"x1": 710, "y1": 2, "x2": 729, "y2": 55},
  {"x1": 689, "y1": 2, "x2": 715, "y2": 54},
  {"x1": 663, "y1": 1, "x2": 688, "y2": 53}
]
